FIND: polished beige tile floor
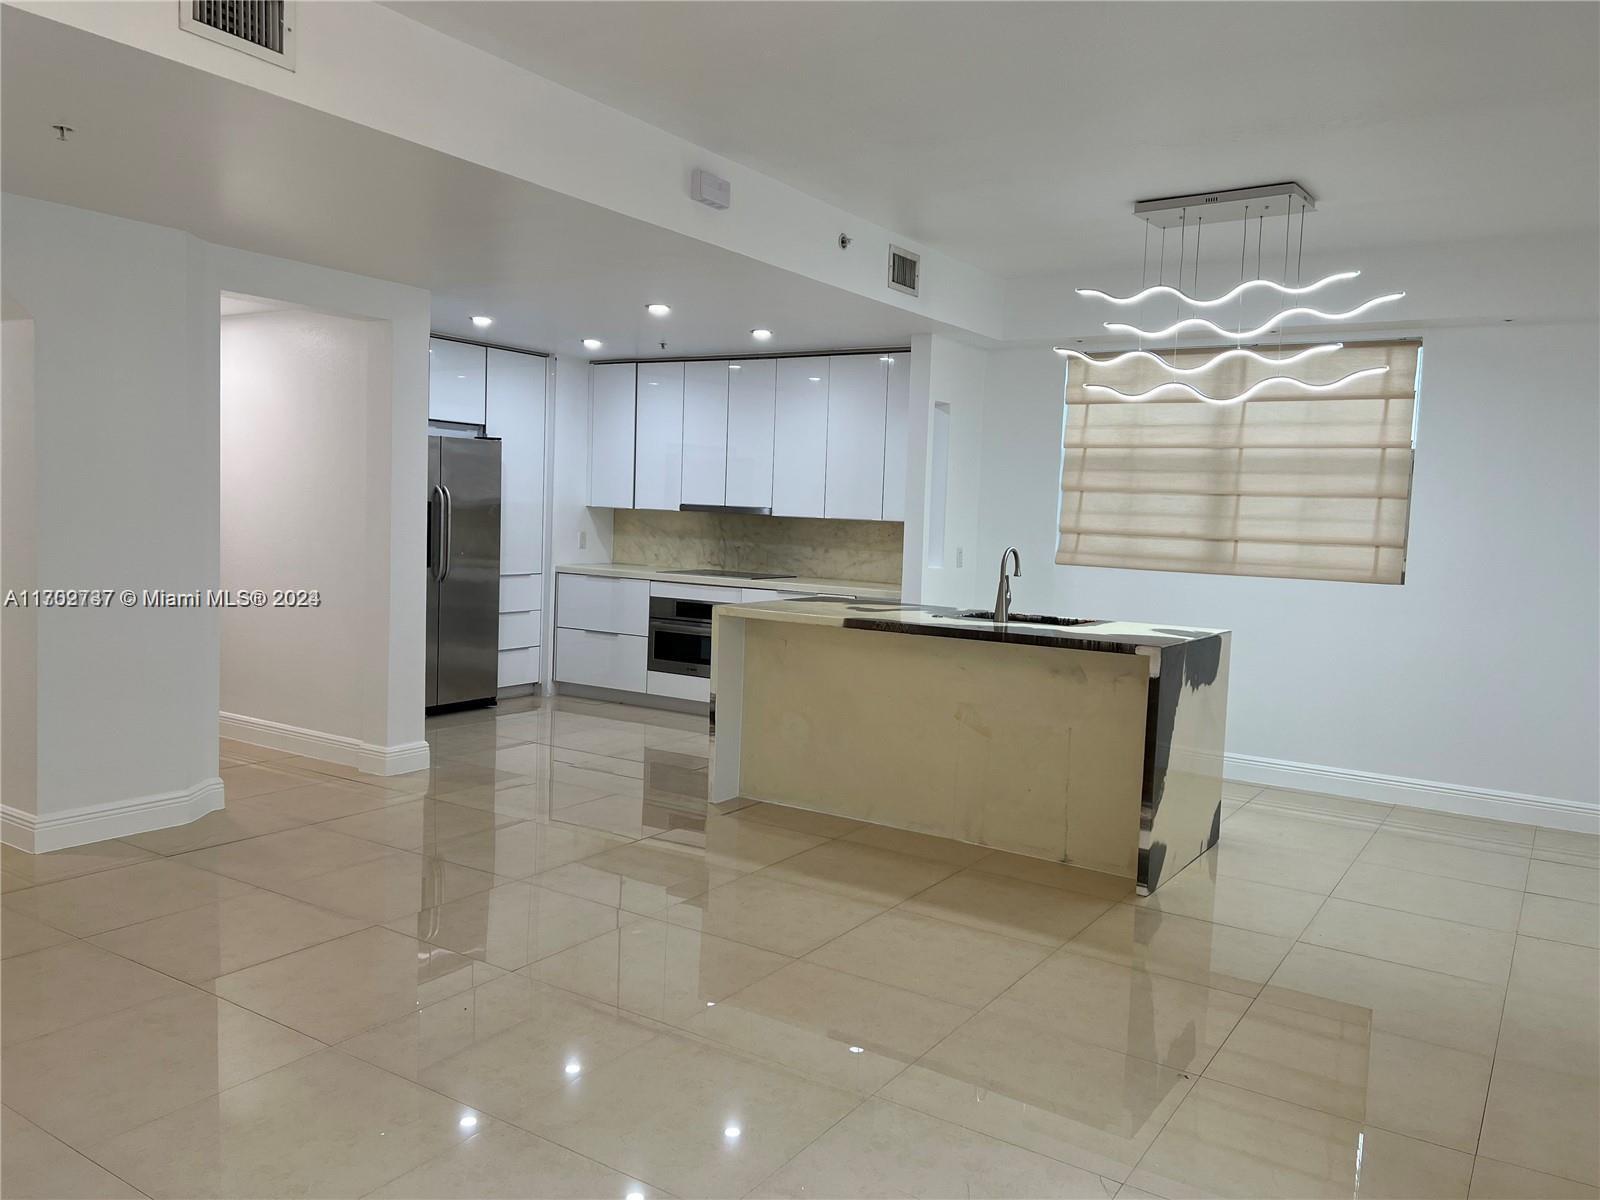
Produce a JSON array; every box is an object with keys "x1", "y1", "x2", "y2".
[{"x1": 3, "y1": 696, "x2": 1597, "y2": 1199}]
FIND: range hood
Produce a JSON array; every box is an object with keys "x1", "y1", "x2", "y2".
[{"x1": 679, "y1": 503, "x2": 773, "y2": 516}]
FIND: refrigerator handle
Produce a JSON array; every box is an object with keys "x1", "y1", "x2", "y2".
[
  {"x1": 439, "y1": 485, "x2": 454, "y2": 582},
  {"x1": 428, "y1": 484, "x2": 445, "y2": 580}
]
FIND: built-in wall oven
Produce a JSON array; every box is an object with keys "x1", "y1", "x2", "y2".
[{"x1": 647, "y1": 596, "x2": 713, "y2": 678}]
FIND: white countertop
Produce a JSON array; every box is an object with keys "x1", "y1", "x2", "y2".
[{"x1": 555, "y1": 562, "x2": 900, "y2": 600}]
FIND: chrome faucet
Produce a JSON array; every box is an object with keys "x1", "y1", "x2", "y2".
[{"x1": 994, "y1": 547, "x2": 1021, "y2": 623}]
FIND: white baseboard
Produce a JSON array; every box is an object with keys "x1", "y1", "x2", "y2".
[
  {"x1": 1, "y1": 777, "x2": 224, "y2": 853},
  {"x1": 1225, "y1": 752, "x2": 1599, "y2": 833},
  {"x1": 219, "y1": 712, "x2": 430, "y2": 777}
]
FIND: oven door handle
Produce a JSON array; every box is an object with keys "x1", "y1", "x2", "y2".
[{"x1": 651, "y1": 619, "x2": 713, "y2": 636}]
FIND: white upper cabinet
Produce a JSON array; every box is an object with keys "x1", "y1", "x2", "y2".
[
  {"x1": 882, "y1": 352, "x2": 911, "y2": 521},
  {"x1": 589, "y1": 362, "x2": 636, "y2": 508},
  {"x1": 824, "y1": 354, "x2": 889, "y2": 520},
  {"x1": 634, "y1": 361, "x2": 685, "y2": 510},
  {"x1": 484, "y1": 348, "x2": 546, "y2": 577},
  {"x1": 681, "y1": 361, "x2": 730, "y2": 507},
  {"x1": 772, "y1": 357, "x2": 830, "y2": 517},
  {"x1": 725, "y1": 358, "x2": 777, "y2": 510},
  {"x1": 429, "y1": 338, "x2": 486, "y2": 424}
]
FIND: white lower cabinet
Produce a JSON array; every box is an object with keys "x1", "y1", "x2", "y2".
[
  {"x1": 498, "y1": 647, "x2": 540, "y2": 688},
  {"x1": 647, "y1": 670, "x2": 710, "y2": 703},
  {"x1": 555, "y1": 574, "x2": 648, "y2": 636},
  {"x1": 555, "y1": 627, "x2": 647, "y2": 693}
]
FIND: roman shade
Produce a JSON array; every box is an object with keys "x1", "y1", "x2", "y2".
[{"x1": 1058, "y1": 340, "x2": 1419, "y2": 584}]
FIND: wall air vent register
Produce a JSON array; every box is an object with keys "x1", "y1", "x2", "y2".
[
  {"x1": 180, "y1": 1, "x2": 296, "y2": 69},
  {"x1": 888, "y1": 245, "x2": 921, "y2": 297}
]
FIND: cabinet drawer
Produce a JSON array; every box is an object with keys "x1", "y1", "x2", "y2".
[
  {"x1": 498, "y1": 609, "x2": 542, "y2": 651},
  {"x1": 500, "y1": 573, "x2": 543, "y2": 612},
  {"x1": 650, "y1": 580, "x2": 745, "y2": 604},
  {"x1": 647, "y1": 670, "x2": 711, "y2": 703},
  {"x1": 498, "y1": 647, "x2": 540, "y2": 688},
  {"x1": 556, "y1": 574, "x2": 648, "y2": 635},
  {"x1": 555, "y1": 628, "x2": 647, "y2": 693}
]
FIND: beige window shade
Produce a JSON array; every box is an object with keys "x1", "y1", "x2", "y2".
[{"x1": 1058, "y1": 340, "x2": 1419, "y2": 584}]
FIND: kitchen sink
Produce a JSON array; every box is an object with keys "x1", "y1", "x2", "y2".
[{"x1": 942, "y1": 610, "x2": 1103, "y2": 626}]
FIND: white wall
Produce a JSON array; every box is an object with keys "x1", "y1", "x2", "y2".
[
  {"x1": 1, "y1": 195, "x2": 222, "y2": 848},
  {"x1": 220, "y1": 308, "x2": 383, "y2": 743},
  {"x1": 976, "y1": 320, "x2": 1600, "y2": 827},
  {"x1": 906, "y1": 335, "x2": 990, "y2": 607},
  {"x1": 206, "y1": 244, "x2": 430, "y2": 771},
  {"x1": 0, "y1": 194, "x2": 431, "y2": 850},
  {"x1": 2, "y1": 304, "x2": 39, "y2": 824}
]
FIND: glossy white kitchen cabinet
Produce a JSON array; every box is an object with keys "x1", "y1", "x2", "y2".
[
  {"x1": 725, "y1": 358, "x2": 777, "y2": 509},
  {"x1": 772, "y1": 357, "x2": 830, "y2": 518},
  {"x1": 681, "y1": 361, "x2": 730, "y2": 507},
  {"x1": 429, "y1": 338, "x2": 487, "y2": 425},
  {"x1": 555, "y1": 573, "x2": 649, "y2": 636},
  {"x1": 485, "y1": 346, "x2": 547, "y2": 687},
  {"x1": 824, "y1": 354, "x2": 889, "y2": 520},
  {"x1": 634, "y1": 361, "x2": 685, "y2": 511},
  {"x1": 589, "y1": 362, "x2": 637, "y2": 508},
  {"x1": 881, "y1": 352, "x2": 911, "y2": 521},
  {"x1": 555, "y1": 628, "x2": 647, "y2": 693},
  {"x1": 485, "y1": 348, "x2": 546, "y2": 576}
]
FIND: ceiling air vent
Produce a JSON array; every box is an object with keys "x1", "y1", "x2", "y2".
[
  {"x1": 179, "y1": 1, "x2": 296, "y2": 69},
  {"x1": 888, "y1": 245, "x2": 921, "y2": 297}
]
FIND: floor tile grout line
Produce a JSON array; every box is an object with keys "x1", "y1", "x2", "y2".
[
  {"x1": 1, "y1": 1101, "x2": 157, "y2": 1199},
  {"x1": 1118, "y1": 812, "x2": 1385, "y2": 1190}
]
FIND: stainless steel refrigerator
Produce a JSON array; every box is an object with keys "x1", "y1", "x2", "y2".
[{"x1": 426, "y1": 435, "x2": 501, "y2": 710}]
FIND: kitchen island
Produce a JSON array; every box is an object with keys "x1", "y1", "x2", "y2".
[{"x1": 711, "y1": 598, "x2": 1229, "y2": 894}]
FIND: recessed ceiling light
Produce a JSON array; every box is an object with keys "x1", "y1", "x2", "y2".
[
  {"x1": 458, "y1": 1114, "x2": 478, "y2": 1129},
  {"x1": 808, "y1": 376, "x2": 822, "y2": 382},
  {"x1": 564, "y1": 1059, "x2": 582, "y2": 1076},
  {"x1": 750, "y1": 328, "x2": 773, "y2": 341},
  {"x1": 723, "y1": 1124, "x2": 742, "y2": 1140},
  {"x1": 879, "y1": 356, "x2": 895, "y2": 363},
  {"x1": 646, "y1": 303, "x2": 671, "y2": 317},
  {"x1": 470, "y1": 315, "x2": 493, "y2": 328},
  {"x1": 848, "y1": 1045, "x2": 865, "y2": 1054},
  {"x1": 728, "y1": 364, "x2": 742, "y2": 370},
  {"x1": 582, "y1": 338, "x2": 603, "y2": 351}
]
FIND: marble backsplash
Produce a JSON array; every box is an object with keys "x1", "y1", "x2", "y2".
[{"x1": 611, "y1": 509, "x2": 904, "y2": 585}]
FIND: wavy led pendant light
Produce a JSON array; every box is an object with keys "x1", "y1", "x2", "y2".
[
  {"x1": 1075, "y1": 270, "x2": 1360, "y2": 307},
  {"x1": 1104, "y1": 294, "x2": 1405, "y2": 342},
  {"x1": 1052, "y1": 343, "x2": 1343, "y2": 372},
  {"x1": 1065, "y1": 183, "x2": 1406, "y2": 404},
  {"x1": 1085, "y1": 365, "x2": 1390, "y2": 406}
]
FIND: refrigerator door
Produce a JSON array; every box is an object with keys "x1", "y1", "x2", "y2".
[
  {"x1": 426, "y1": 436, "x2": 443, "y2": 707},
  {"x1": 435, "y1": 437, "x2": 502, "y2": 707}
]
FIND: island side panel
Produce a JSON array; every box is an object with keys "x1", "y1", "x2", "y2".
[
  {"x1": 735, "y1": 619, "x2": 1148, "y2": 877},
  {"x1": 1139, "y1": 632, "x2": 1231, "y2": 894},
  {"x1": 709, "y1": 608, "x2": 745, "y2": 804}
]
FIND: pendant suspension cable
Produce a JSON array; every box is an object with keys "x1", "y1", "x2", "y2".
[
  {"x1": 1283, "y1": 204, "x2": 1291, "y2": 283},
  {"x1": 1141, "y1": 219, "x2": 1151, "y2": 291},
  {"x1": 1238, "y1": 206, "x2": 1249, "y2": 347},
  {"x1": 1256, "y1": 214, "x2": 1264, "y2": 280},
  {"x1": 1296, "y1": 198, "x2": 1307, "y2": 286},
  {"x1": 1193, "y1": 216, "x2": 1203, "y2": 298},
  {"x1": 1175, "y1": 209, "x2": 1187, "y2": 360}
]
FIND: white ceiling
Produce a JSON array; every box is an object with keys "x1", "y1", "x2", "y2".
[
  {"x1": 389, "y1": 1, "x2": 1600, "y2": 277},
  {"x1": 1, "y1": 8, "x2": 934, "y2": 357}
]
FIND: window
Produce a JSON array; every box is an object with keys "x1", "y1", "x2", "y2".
[{"x1": 1057, "y1": 340, "x2": 1419, "y2": 584}]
